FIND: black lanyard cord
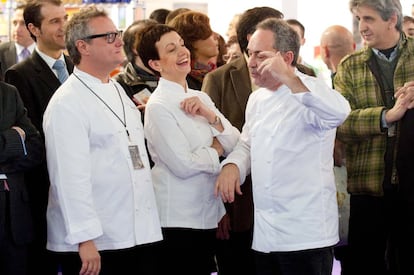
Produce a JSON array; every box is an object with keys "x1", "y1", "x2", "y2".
[{"x1": 73, "y1": 73, "x2": 129, "y2": 138}]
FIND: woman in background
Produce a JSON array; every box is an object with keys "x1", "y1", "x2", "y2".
[{"x1": 168, "y1": 11, "x2": 219, "y2": 90}]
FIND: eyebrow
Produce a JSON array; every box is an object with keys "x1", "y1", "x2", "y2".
[
  {"x1": 47, "y1": 14, "x2": 68, "y2": 23},
  {"x1": 164, "y1": 39, "x2": 184, "y2": 49},
  {"x1": 164, "y1": 42, "x2": 177, "y2": 50},
  {"x1": 247, "y1": 50, "x2": 265, "y2": 56}
]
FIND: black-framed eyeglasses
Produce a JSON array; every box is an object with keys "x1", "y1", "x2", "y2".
[{"x1": 81, "y1": 30, "x2": 123, "y2": 44}]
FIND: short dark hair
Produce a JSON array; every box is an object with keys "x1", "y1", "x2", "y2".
[
  {"x1": 286, "y1": 19, "x2": 305, "y2": 38},
  {"x1": 137, "y1": 24, "x2": 177, "y2": 76},
  {"x1": 24, "y1": 0, "x2": 63, "y2": 41},
  {"x1": 404, "y1": 15, "x2": 414, "y2": 24},
  {"x1": 149, "y1": 8, "x2": 170, "y2": 24},
  {"x1": 236, "y1": 7, "x2": 284, "y2": 54},
  {"x1": 123, "y1": 19, "x2": 158, "y2": 62},
  {"x1": 256, "y1": 18, "x2": 301, "y2": 66}
]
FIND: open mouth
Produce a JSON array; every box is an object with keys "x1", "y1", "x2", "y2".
[{"x1": 177, "y1": 58, "x2": 189, "y2": 66}]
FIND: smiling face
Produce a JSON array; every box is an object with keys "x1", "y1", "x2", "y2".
[
  {"x1": 353, "y1": 5, "x2": 398, "y2": 49},
  {"x1": 27, "y1": 2, "x2": 68, "y2": 57},
  {"x1": 149, "y1": 31, "x2": 191, "y2": 85}
]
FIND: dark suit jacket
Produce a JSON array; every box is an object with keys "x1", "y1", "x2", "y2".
[
  {"x1": 0, "y1": 42, "x2": 17, "y2": 81},
  {"x1": 202, "y1": 57, "x2": 254, "y2": 232},
  {"x1": 0, "y1": 81, "x2": 44, "y2": 245},
  {"x1": 5, "y1": 50, "x2": 74, "y2": 135},
  {"x1": 4, "y1": 50, "x2": 73, "y2": 246}
]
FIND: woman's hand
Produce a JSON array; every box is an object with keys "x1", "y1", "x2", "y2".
[{"x1": 180, "y1": 96, "x2": 216, "y2": 122}]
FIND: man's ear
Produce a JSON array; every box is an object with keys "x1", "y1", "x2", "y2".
[
  {"x1": 323, "y1": 46, "x2": 330, "y2": 58},
  {"x1": 389, "y1": 12, "x2": 398, "y2": 30},
  {"x1": 148, "y1": 59, "x2": 161, "y2": 73},
  {"x1": 283, "y1": 51, "x2": 295, "y2": 65},
  {"x1": 76, "y1": 40, "x2": 89, "y2": 55},
  {"x1": 27, "y1": 23, "x2": 39, "y2": 38}
]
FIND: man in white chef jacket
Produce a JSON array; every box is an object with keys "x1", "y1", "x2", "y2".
[
  {"x1": 43, "y1": 6, "x2": 162, "y2": 275},
  {"x1": 215, "y1": 18, "x2": 351, "y2": 275}
]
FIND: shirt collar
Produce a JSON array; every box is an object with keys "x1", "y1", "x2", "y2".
[
  {"x1": 35, "y1": 46, "x2": 66, "y2": 69},
  {"x1": 372, "y1": 47, "x2": 398, "y2": 62},
  {"x1": 15, "y1": 42, "x2": 35, "y2": 55}
]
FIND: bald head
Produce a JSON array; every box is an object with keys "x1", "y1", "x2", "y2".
[{"x1": 320, "y1": 25, "x2": 355, "y2": 71}]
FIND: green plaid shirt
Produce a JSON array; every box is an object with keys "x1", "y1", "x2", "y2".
[{"x1": 334, "y1": 35, "x2": 414, "y2": 196}]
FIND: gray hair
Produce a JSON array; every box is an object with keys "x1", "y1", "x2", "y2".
[
  {"x1": 255, "y1": 18, "x2": 301, "y2": 66},
  {"x1": 65, "y1": 5, "x2": 108, "y2": 65},
  {"x1": 349, "y1": 0, "x2": 402, "y2": 32}
]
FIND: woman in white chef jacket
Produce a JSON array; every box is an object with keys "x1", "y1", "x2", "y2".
[{"x1": 136, "y1": 24, "x2": 240, "y2": 275}]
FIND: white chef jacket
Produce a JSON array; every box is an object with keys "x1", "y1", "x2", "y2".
[
  {"x1": 43, "y1": 68, "x2": 162, "y2": 252},
  {"x1": 144, "y1": 78, "x2": 240, "y2": 229},
  {"x1": 223, "y1": 71, "x2": 351, "y2": 253}
]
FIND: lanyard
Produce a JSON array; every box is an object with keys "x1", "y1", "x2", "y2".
[{"x1": 73, "y1": 73, "x2": 130, "y2": 139}]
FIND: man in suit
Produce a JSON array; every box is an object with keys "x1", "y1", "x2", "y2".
[
  {"x1": 202, "y1": 7, "x2": 284, "y2": 275},
  {"x1": 0, "y1": 4, "x2": 35, "y2": 80},
  {"x1": 0, "y1": 81, "x2": 43, "y2": 275},
  {"x1": 4, "y1": 0, "x2": 73, "y2": 274}
]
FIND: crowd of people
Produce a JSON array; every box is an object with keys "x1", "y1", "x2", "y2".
[{"x1": 1, "y1": 0, "x2": 414, "y2": 275}]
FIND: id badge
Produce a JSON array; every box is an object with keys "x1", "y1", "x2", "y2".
[{"x1": 128, "y1": 145, "x2": 144, "y2": 169}]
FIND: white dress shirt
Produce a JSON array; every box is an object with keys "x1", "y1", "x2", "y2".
[
  {"x1": 223, "y1": 71, "x2": 351, "y2": 253},
  {"x1": 43, "y1": 68, "x2": 162, "y2": 252},
  {"x1": 145, "y1": 78, "x2": 240, "y2": 229},
  {"x1": 15, "y1": 42, "x2": 35, "y2": 63}
]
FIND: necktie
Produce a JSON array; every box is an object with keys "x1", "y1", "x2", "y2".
[
  {"x1": 53, "y1": 60, "x2": 69, "y2": 84},
  {"x1": 20, "y1": 48, "x2": 30, "y2": 60}
]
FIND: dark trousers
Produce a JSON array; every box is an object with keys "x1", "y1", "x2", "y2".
[
  {"x1": 393, "y1": 200, "x2": 414, "y2": 275},
  {"x1": 27, "y1": 239, "x2": 59, "y2": 275},
  {"x1": 26, "y1": 166, "x2": 60, "y2": 275},
  {"x1": 395, "y1": 108, "x2": 414, "y2": 275},
  {"x1": 160, "y1": 227, "x2": 216, "y2": 275},
  {"x1": 254, "y1": 246, "x2": 334, "y2": 275},
  {"x1": 0, "y1": 191, "x2": 28, "y2": 275},
  {"x1": 55, "y1": 242, "x2": 162, "y2": 275},
  {"x1": 334, "y1": 245, "x2": 349, "y2": 275},
  {"x1": 215, "y1": 228, "x2": 255, "y2": 275},
  {"x1": 345, "y1": 195, "x2": 393, "y2": 275}
]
